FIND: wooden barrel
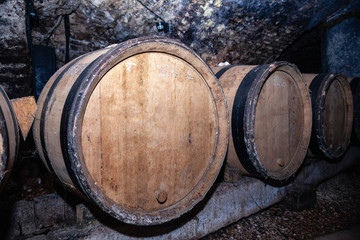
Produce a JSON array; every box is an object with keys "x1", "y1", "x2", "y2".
[
  {"x1": 349, "y1": 77, "x2": 360, "y2": 144},
  {"x1": 213, "y1": 62, "x2": 312, "y2": 181},
  {"x1": 33, "y1": 37, "x2": 228, "y2": 225},
  {"x1": 304, "y1": 73, "x2": 353, "y2": 159},
  {"x1": 0, "y1": 86, "x2": 19, "y2": 191}
]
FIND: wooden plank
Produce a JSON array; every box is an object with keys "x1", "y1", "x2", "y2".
[
  {"x1": 82, "y1": 52, "x2": 217, "y2": 212},
  {"x1": 11, "y1": 96, "x2": 37, "y2": 140},
  {"x1": 35, "y1": 48, "x2": 110, "y2": 186},
  {"x1": 303, "y1": 73, "x2": 317, "y2": 86},
  {"x1": 214, "y1": 65, "x2": 256, "y2": 174},
  {"x1": 255, "y1": 71, "x2": 291, "y2": 173}
]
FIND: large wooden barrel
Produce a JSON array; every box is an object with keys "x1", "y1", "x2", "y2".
[
  {"x1": 349, "y1": 77, "x2": 360, "y2": 144},
  {"x1": 33, "y1": 37, "x2": 228, "y2": 225},
  {"x1": 213, "y1": 62, "x2": 312, "y2": 181},
  {"x1": 0, "y1": 86, "x2": 19, "y2": 191},
  {"x1": 304, "y1": 74, "x2": 353, "y2": 159}
]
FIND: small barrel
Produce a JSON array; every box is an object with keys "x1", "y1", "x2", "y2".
[
  {"x1": 349, "y1": 77, "x2": 360, "y2": 144},
  {"x1": 0, "y1": 86, "x2": 19, "y2": 191},
  {"x1": 33, "y1": 37, "x2": 228, "y2": 225},
  {"x1": 214, "y1": 62, "x2": 312, "y2": 181},
  {"x1": 304, "y1": 73, "x2": 353, "y2": 159}
]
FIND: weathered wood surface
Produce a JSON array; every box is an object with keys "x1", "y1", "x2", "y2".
[
  {"x1": 214, "y1": 63, "x2": 312, "y2": 181},
  {"x1": 306, "y1": 74, "x2": 353, "y2": 159},
  {"x1": 33, "y1": 37, "x2": 228, "y2": 225},
  {"x1": 10, "y1": 96, "x2": 37, "y2": 140},
  {"x1": 0, "y1": 86, "x2": 19, "y2": 191}
]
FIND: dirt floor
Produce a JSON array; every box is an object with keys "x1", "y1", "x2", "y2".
[
  {"x1": 202, "y1": 167, "x2": 360, "y2": 240},
  {"x1": 1, "y1": 139, "x2": 360, "y2": 239}
]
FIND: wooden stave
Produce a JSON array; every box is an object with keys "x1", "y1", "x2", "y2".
[
  {"x1": 307, "y1": 73, "x2": 353, "y2": 159},
  {"x1": 0, "y1": 86, "x2": 20, "y2": 191},
  {"x1": 34, "y1": 37, "x2": 228, "y2": 225},
  {"x1": 213, "y1": 65, "x2": 256, "y2": 175},
  {"x1": 33, "y1": 47, "x2": 114, "y2": 192},
  {"x1": 215, "y1": 62, "x2": 312, "y2": 181}
]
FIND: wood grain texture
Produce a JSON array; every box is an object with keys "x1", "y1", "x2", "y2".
[
  {"x1": 33, "y1": 47, "x2": 111, "y2": 188},
  {"x1": 33, "y1": 37, "x2": 228, "y2": 225},
  {"x1": 306, "y1": 74, "x2": 353, "y2": 158},
  {"x1": 82, "y1": 52, "x2": 216, "y2": 211},
  {"x1": 213, "y1": 65, "x2": 255, "y2": 174},
  {"x1": 303, "y1": 73, "x2": 317, "y2": 86},
  {"x1": 0, "y1": 86, "x2": 19, "y2": 191},
  {"x1": 11, "y1": 96, "x2": 37, "y2": 140},
  {"x1": 215, "y1": 63, "x2": 312, "y2": 180},
  {"x1": 254, "y1": 70, "x2": 303, "y2": 174}
]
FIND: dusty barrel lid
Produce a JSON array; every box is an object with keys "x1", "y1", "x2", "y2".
[
  {"x1": 0, "y1": 86, "x2": 19, "y2": 190},
  {"x1": 230, "y1": 62, "x2": 312, "y2": 180},
  {"x1": 35, "y1": 37, "x2": 228, "y2": 225},
  {"x1": 308, "y1": 74, "x2": 353, "y2": 159}
]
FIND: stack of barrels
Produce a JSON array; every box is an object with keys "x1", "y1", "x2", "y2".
[
  {"x1": 214, "y1": 64, "x2": 354, "y2": 182},
  {"x1": 0, "y1": 36, "x2": 357, "y2": 226}
]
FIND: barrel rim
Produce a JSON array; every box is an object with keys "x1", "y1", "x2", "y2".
[
  {"x1": 34, "y1": 46, "x2": 119, "y2": 193},
  {"x1": 309, "y1": 73, "x2": 353, "y2": 159},
  {"x1": 0, "y1": 86, "x2": 20, "y2": 190},
  {"x1": 62, "y1": 37, "x2": 229, "y2": 225},
  {"x1": 37, "y1": 53, "x2": 90, "y2": 187},
  {"x1": 0, "y1": 105, "x2": 8, "y2": 184},
  {"x1": 232, "y1": 61, "x2": 312, "y2": 181}
]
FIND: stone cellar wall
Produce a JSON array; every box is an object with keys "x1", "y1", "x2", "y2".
[{"x1": 0, "y1": 0, "x2": 353, "y2": 98}]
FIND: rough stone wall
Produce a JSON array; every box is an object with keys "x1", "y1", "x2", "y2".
[
  {"x1": 322, "y1": 17, "x2": 360, "y2": 78},
  {"x1": 29, "y1": 0, "x2": 354, "y2": 67},
  {"x1": 169, "y1": 0, "x2": 352, "y2": 66},
  {"x1": 0, "y1": 0, "x2": 32, "y2": 98},
  {"x1": 278, "y1": 27, "x2": 322, "y2": 73},
  {"x1": 0, "y1": 0, "x2": 357, "y2": 97},
  {"x1": 30, "y1": 0, "x2": 181, "y2": 68}
]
